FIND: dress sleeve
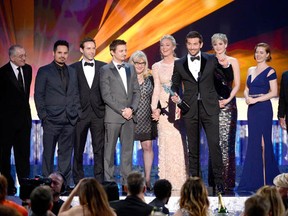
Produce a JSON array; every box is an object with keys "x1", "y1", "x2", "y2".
[
  {"x1": 267, "y1": 71, "x2": 277, "y2": 81},
  {"x1": 151, "y1": 63, "x2": 161, "y2": 110}
]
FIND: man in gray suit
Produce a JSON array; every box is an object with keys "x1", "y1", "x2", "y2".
[
  {"x1": 34, "y1": 40, "x2": 81, "y2": 186},
  {"x1": 100, "y1": 39, "x2": 140, "y2": 187}
]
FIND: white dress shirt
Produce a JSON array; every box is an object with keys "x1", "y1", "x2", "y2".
[
  {"x1": 187, "y1": 52, "x2": 201, "y2": 81},
  {"x1": 82, "y1": 60, "x2": 95, "y2": 88},
  {"x1": 10, "y1": 61, "x2": 25, "y2": 89},
  {"x1": 113, "y1": 61, "x2": 127, "y2": 93}
]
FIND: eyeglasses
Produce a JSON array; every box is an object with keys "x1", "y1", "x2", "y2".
[
  {"x1": 133, "y1": 61, "x2": 146, "y2": 66},
  {"x1": 16, "y1": 54, "x2": 27, "y2": 59}
]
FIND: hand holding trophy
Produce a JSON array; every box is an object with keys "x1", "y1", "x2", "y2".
[{"x1": 162, "y1": 83, "x2": 190, "y2": 114}]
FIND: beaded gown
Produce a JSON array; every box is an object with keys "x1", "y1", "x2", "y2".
[
  {"x1": 151, "y1": 60, "x2": 187, "y2": 191},
  {"x1": 208, "y1": 63, "x2": 237, "y2": 190},
  {"x1": 238, "y1": 66, "x2": 280, "y2": 192}
]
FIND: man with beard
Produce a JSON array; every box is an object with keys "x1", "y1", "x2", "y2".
[{"x1": 34, "y1": 40, "x2": 81, "y2": 188}]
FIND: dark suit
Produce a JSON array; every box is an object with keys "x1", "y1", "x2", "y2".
[
  {"x1": 34, "y1": 61, "x2": 81, "y2": 183},
  {"x1": 110, "y1": 195, "x2": 154, "y2": 216},
  {"x1": 0, "y1": 62, "x2": 32, "y2": 192},
  {"x1": 100, "y1": 62, "x2": 140, "y2": 184},
  {"x1": 70, "y1": 60, "x2": 106, "y2": 184},
  {"x1": 278, "y1": 71, "x2": 288, "y2": 129},
  {"x1": 172, "y1": 53, "x2": 231, "y2": 185}
]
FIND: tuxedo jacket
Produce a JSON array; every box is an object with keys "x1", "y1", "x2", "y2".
[
  {"x1": 100, "y1": 62, "x2": 140, "y2": 124},
  {"x1": 34, "y1": 62, "x2": 81, "y2": 126},
  {"x1": 70, "y1": 60, "x2": 106, "y2": 119},
  {"x1": 172, "y1": 52, "x2": 232, "y2": 118},
  {"x1": 0, "y1": 62, "x2": 32, "y2": 128},
  {"x1": 110, "y1": 195, "x2": 154, "y2": 216},
  {"x1": 278, "y1": 71, "x2": 288, "y2": 127}
]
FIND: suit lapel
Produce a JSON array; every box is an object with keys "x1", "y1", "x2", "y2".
[
  {"x1": 78, "y1": 62, "x2": 91, "y2": 89},
  {"x1": 124, "y1": 64, "x2": 131, "y2": 94},
  {"x1": 6, "y1": 63, "x2": 24, "y2": 93},
  {"x1": 181, "y1": 57, "x2": 196, "y2": 81},
  {"x1": 199, "y1": 53, "x2": 207, "y2": 80},
  {"x1": 91, "y1": 60, "x2": 98, "y2": 89},
  {"x1": 109, "y1": 63, "x2": 127, "y2": 95}
]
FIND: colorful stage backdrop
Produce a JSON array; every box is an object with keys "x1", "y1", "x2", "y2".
[{"x1": 0, "y1": 0, "x2": 288, "y2": 97}]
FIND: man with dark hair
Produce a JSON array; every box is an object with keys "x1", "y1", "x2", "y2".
[
  {"x1": 34, "y1": 40, "x2": 81, "y2": 187},
  {"x1": 70, "y1": 38, "x2": 106, "y2": 185},
  {"x1": 49, "y1": 172, "x2": 65, "y2": 215},
  {"x1": 243, "y1": 195, "x2": 270, "y2": 216},
  {"x1": 109, "y1": 171, "x2": 153, "y2": 216},
  {"x1": 100, "y1": 39, "x2": 140, "y2": 187},
  {"x1": 171, "y1": 31, "x2": 233, "y2": 194},
  {"x1": 149, "y1": 179, "x2": 172, "y2": 215},
  {"x1": 30, "y1": 186, "x2": 54, "y2": 216},
  {"x1": 0, "y1": 45, "x2": 32, "y2": 195}
]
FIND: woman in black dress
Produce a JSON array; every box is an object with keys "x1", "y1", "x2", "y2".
[{"x1": 129, "y1": 51, "x2": 158, "y2": 189}]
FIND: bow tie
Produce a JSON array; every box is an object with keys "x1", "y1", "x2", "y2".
[
  {"x1": 190, "y1": 56, "x2": 200, "y2": 62},
  {"x1": 117, "y1": 64, "x2": 125, "y2": 70},
  {"x1": 84, "y1": 62, "x2": 94, "y2": 67}
]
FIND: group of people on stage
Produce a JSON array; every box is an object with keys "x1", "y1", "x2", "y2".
[{"x1": 0, "y1": 29, "x2": 286, "y2": 200}]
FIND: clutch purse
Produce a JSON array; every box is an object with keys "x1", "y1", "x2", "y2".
[{"x1": 162, "y1": 83, "x2": 190, "y2": 114}]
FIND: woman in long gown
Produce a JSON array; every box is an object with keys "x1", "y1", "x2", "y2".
[
  {"x1": 128, "y1": 51, "x2": 158, "y2": 190},
  {"x1": 208, "y1": 33, "x2": 240, "y2": 191},
  {"x1": 238, "y1": 42, "x2": 279, "y2": 192},
  {"x1": 151, "y1": 35, "x2": 187, "y2": 192}
]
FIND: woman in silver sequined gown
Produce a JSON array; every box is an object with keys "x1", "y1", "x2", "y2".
[{"x1": 208, "y1": 33, "x2": 240, "y2": 191}]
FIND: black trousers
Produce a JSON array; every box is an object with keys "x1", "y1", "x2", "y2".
[
  {"x1": 0, "y1": 121, "x2": 30, "y2": 190},
  {"x1": 184, "y1": 102, "x2": 223, "y2": 185},
  {"x1": 73, "y1": 112, "x2": 104, "y2": 184}
]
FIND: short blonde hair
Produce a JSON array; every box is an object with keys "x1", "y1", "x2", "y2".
[{"x1": 211, "y1": 33, "x2": 228, "y2": 45}]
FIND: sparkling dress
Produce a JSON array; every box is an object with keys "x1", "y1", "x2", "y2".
[
  {"x1": 151, "y1": 60, "x2": 188, "y2": 191},
  {"x1": 237, "y1": 67, "x2": 280, "y2": 192},
  {"x1": 134, "y1": 76, "x2": 157, "y2": 141},
  {"x1": 208, "y1": 63, "x2": 237, "y2": 190}
]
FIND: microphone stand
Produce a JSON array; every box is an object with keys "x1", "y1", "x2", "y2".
[{"x1": 197, "y1": 72, "x2": 201, "y2": 177}]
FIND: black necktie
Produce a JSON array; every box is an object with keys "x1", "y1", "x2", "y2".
[
  {"x1": 84, "y1": 62, "x2": 94, "y2": 67},
  {"x1": 17, "y1": 67, "x2": 25, "y2": 92},
  {"x1": 59, "y1": 67, "x2": 67, "y2": 92},
  {"x1": 191, "y1": 56, "x2": 200, "y2": 62},
  {"x1": 117, "y1": 64, "x2": 125, "y2": 70}
]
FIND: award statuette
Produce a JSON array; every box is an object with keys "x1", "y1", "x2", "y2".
[{"x1": 162, "y1": 84, "x2": 190, "y2": 114}]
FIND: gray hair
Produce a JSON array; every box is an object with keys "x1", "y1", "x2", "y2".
[
  {"x1": 129, "y1": 50, "x2": 149, "y2": 74},
  {"x1": 8, "y1": 45, "x2": 24, "y2": 57}
]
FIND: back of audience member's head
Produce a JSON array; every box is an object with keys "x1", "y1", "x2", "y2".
[
  {"x1": 0, "y1": 174, "x2": 8, "y2": 202},
  {"x1": 30, "y1": 185, "x2": 53, "y2": 215},
  {"x1": 153, "y1": 179, "x2": 172, "y2": 202},
  {"x1": 79, "y1": 178, "x2": 115, "y2": 216},
  {"x1": 179, "y1": 177, "x2": 209, "y2": 216},
  {"x1": 0, "y1": 205, "x2": 21, "y2": 216},
  {"x1": 274, "y1": 173, "x2": 288, "y2": 198},
  {"x1": 244, "y1": 194, "x2": 271, "y2": 216},
  {"x1": 127, "y1": 171, "x2": 145, "y2": 196},
  {"x1": 257, "y1": 185, "x2": 285, "y2": 216}
]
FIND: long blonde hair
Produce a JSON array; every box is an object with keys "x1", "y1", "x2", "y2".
[
  {"x1": 179, "y1": 177, "x2": 209, "y2": 216},
  {"x1": 257, "y1": 185, "x2": 285, "y2": 216}
]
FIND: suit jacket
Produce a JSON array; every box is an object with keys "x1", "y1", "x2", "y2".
[
  {"x1": 278, "y1": 71, "x2": 288, "y2": 127},
  {"x1": 34, "y1": 61, "x2": 81, "y2": 125},
  {"x1": 70, "y1": 60, "x2": 106, "y2": 119},
  {"x1": 100, "y1": 62, "x2": 140, "y2": 123},
  {"x1": 0, "y1": 62, "x2": 32, "y2": 128},
  {"x1": 172, "y1": 52, "x2": 232, "y2": 118},
  {"x1": 110, "y1": 195, "x2": 154, "y2": 216}
]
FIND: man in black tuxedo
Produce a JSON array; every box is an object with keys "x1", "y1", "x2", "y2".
[
  {"x1": 70, "y1": 38, "x2": 106, "y2": 184},
  {"x1": 171, "y1": 31, "x2": 233, "y2": 194},
  {"x1": 34, "y1": 40, "x2": 81, "y2": 186},
  {"x1": 0, "y1": 45, "x2": 32, "y2": 195}
]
